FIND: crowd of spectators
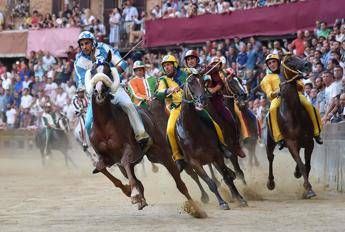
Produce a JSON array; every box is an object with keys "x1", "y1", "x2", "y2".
[
  {"x1": 0, "y1": 47, "x2": 78, "y2": 130},
  {"x1": 149, "y1": 0, "x2": 304, "y2": 20}
]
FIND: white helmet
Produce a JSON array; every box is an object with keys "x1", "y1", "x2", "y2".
[{"x1": 78, "y1": 31, "x2": 97, "y2": 47}]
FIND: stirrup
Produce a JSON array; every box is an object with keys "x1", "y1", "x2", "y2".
[{"x1": 277, "y1": 140, "x2": 285, "y2": 150}]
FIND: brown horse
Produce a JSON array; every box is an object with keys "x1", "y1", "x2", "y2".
[
  {"x1": 224, "y1": 76, "x2": 260, "y2": 167},
  {"x1": 264, "y1": 55, "x2": 316, "y2": 199},
  {"x1": 87, "y1": 51, "x2": 205, "y2": 217},
  {"x1": 176, "y1": 74, "x2": 247, "y2": 209}
]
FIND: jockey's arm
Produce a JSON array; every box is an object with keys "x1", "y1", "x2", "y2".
[
  {"x1": 74, "y1": 62, "x2": 86, "y2": 88},
  {"x1": 96, "y1": 43, "x2": 128, "y2": 74},
  {"x1": 156, "y1": 78, "x2": 169, "y2": 99},
  {"x1": 260, "y1": 76, "x2": 278, "y2": 101},
  {"x1": 207, "y1": 83, "x2": 223, "y2": 94}
]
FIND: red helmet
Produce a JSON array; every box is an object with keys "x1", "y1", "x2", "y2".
[{"x1": 184, "y1": 49, "x2": 199, "y2": 63}]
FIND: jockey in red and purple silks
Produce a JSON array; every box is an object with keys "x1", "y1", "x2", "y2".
[{"x1": 205, "y1": 57, "x2": 237, "y2": 126}]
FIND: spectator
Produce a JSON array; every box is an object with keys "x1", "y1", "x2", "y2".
[
  {"x1": 122, "y1": 0, "x2": 139, "y2": 35},
  {"x1": 109, "y1": 8, "x2": 121, "y2": 48},
  {"x1": 290, "y1": 30, "x2": 305, "y2": 57},
  {"x1": 42, "y1": 51, "x2": 56, "y2": 71},
  {"x1": 129, "y1": 12, "x2": 146, "y2": 46},
  {"x1": 19, "y1": 107, "x2": 33, "y2": 128},
  {"x1": 54, "y1": 85, "x2": 68, "y2": 109},
  {"x1": 20, "y1": 88, "x2": 34, "y2": 110},
  {"x1": 5, "y1": 104, "x2": 17, "y2": 129}
]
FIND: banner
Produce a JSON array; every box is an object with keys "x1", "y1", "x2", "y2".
[
  {"x1": 0, "y1": 30, "x2": 27, "y2": 57},
  {"x1": 27, "y1": 27, "x2": 80, "y2": 57},
  {"x1": 145, "y1": 0, "x2": 345, "y2": 47}
]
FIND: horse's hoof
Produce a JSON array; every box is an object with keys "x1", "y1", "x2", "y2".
[
  {"x1": 201, "y1": 194, "x2": 210, "y2": 204},
  {"x1": 238, "y1": 199, "x2": 248, "y2": 207},
  {"x1": 137, "y1": 199, "x2": 148, "y2": 210},
  {"x1": 267, "y1": 180, "x2": 275, "y2": 190},
  {"x1": 122, "y1": 185, "x2": 132, "y2": 197},
  {"x1": 219, "y1": 203, "x2": 230, "y2": 210},
  {"x1": 303, "y1": 190, "x2": 317, "y2": 199},
  {"x1": 236, "y1": 171, "x2": 247, "y2": 185},
  {"x1": 294, "y1": 170, "x2": 302, "y2": 179}
]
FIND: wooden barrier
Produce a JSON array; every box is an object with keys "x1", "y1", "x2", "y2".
[{"x1": 312, "y1": 122, "x2": 345, "y2": 192}]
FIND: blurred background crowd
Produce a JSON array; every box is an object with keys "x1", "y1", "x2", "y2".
[{"x1": 0, "y1": 0, "x2": 344, "y2": 131}]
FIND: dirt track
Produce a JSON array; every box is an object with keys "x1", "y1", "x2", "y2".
[{"x1": 1, "y1": 147, "x2": 344, "y2": 232}]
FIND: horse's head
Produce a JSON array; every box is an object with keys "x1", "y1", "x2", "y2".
[
  {"x1": 224, "y1": 76, "x2": 248, "y2": 109},
  {"x1": 85, "y1": 51, "x2": 120, "y2": 104},
  {"x1": 183, "y1": 74, "x2": 207, "y2": 111},
  {"x1": 281, "y1": 54, "x2": 311, "y2": 82}
]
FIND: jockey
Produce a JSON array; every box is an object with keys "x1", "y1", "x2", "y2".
[
  {"x1": 204, "y1": 57, "x2": 245, "y2": 158},
  {"x1": 72, "y1": 86, "x2": 88, "y2": 120},
  {"x1": 183, "y1": 49, "x2": 202, "y2": 74},
  {"x1": 127, "y1": 60, "x2": 157, "y2": 108},
  {"x1": 260, "y1": 54, "x2": 323, "y2": 150},
  {"x1": 74, "y1": 31, "x2": 152, "y2": 153},
  {"x1": 157, "y1": 54, "x2": 230, "y2": 172},
  {"x1": 41, "y1": 102, "x2": 58, "y2": 154}
]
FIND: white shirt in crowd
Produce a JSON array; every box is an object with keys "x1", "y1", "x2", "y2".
[
  {"x1": 64, "y1": 84, "x2": 77, "y2": 100},
  {"x1": 20, "y1": 94, "x2": 34, "y2": 109},
  {"x1": 42, "y1": 55, "x2": 56, "y2": 71},
  {"x1": 1, "y1": 73, "x2": 12, "y2": 90},
  {"x1": 6, "y1": 108, "x2": 17, "y2": 124},
  {"x1": 22, "y1": 80, "x2": 32, "y2": 89},
  {"x1": 45, "y1": 81, "x2": 58, "y2": 99},
  {"x1": 324, "y1": 81, "x2": 341, "y2": 107},
  {"x1": 63, "y1": 103, "x2": 76, "y2": 122},
  {"x1": 55, "y1": 92, "x2": 68, "y2": 108},
  {"x1": 123, "y1": 6, "x2": 138, "y2": 21}
]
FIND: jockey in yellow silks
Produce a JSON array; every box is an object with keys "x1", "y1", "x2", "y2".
[
  {"x1": 156, "y1": 54, "x2": 229, "y2": 172},
  {"x1": 260, "y1": 54, "x2": 323, "y2": 150}
]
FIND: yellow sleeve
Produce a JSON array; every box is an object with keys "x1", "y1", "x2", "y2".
[
  {"x1": 156, "y1": 77, "x2": 168, "y2": 99},
  {"x1": 260, "y1": 76, "x2": 275, "y2": 101}
]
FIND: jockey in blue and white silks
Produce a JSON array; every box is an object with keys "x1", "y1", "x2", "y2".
[{"x1": 74, "y1": 31, "x2": 152, "y2": 153}]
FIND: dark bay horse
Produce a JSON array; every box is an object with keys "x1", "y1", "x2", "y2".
[
  {"x1": 224, "y1": 76, "x2": 260, "y2": 167},
  {"x1": 265, "y1": 55, "x2": 316, "y2": 199},
  {"x1": 86, "y1": 52, "x2": 206, "y2": 217},
  {"x1": 176, "y1": 74, "x2": 247, "y2": 209},
  {"x1": 35, "y1": 122, "x2": 75, "y2": 167}
]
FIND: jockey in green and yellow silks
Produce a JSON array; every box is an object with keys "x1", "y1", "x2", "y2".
[
  {"x1": 260, "y1": 54, "x2": 323, "y2": 150},
  {"x1": 156, "y1": 54, "x2": 228, "y2": 172}
]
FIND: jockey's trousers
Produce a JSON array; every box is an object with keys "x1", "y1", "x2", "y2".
[
  {"x1": 166, "y1": 105, "x2": 226, "y2": 161},
  {"x1": 268, "y1": 94, "x2": 322, "y2": 142},
  {"x1": 85, "y1": 87, "x2": 149, "y2": 141}
]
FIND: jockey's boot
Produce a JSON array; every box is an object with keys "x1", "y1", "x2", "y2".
[
  {"x1": 277, "y1": 140, "x2": 285, "y2": 150},
  {"x1": 175, "y1": 159, "x2": 187, "y2": 173},
  {"x1": 314, "y1": 135, "x2": 323, "y2": 145},
  {"x1": 138, "y1": 136, "x2": 153, "y2": 153}
]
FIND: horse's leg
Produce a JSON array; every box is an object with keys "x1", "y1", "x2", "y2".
[
  {"x1": 228, "y1": 154, "x2": 246, "y2": 185},
  {"x1": 99, "y1": 168, "x2": 131, "y2": 197},
  {"x1": 266, "y1": 135, "x2": 276, "y2": 190},
  {"x1": 208, "y1": 164, "x2": 221, "y2": 187},
  {"x1": 213, "y1": 162, "x2": 247, "y2": 207},
  {"x1": 287, "y1": 141, "x2": 316, "y2": 199},
  {"x1": 184, "y1": 165, "x2": 210, "y2": 204},
  {"x1": 250, "y1": 140, "x2": 260, "y2": 167},
  {"x1": 304, "y1": 141, "x2": 314, "y2": 179},
  {"x1": 192, "y1": 163, "x2": 229, "y2": 210},
  {"x1": 124, "y1": 162, "x2": 147, "y2": 210}
]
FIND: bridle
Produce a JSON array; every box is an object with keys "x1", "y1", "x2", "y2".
[
  {"x1": 280, "y1": 56, "x2": 304, "y2": 86},
  {"x1": 183, "y1": 75, "x2": 206, "y2": 106}
]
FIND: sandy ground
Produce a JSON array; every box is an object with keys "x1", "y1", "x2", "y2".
[{"x1": 1, "y1": 145, "x2": 345, "y2": 232}]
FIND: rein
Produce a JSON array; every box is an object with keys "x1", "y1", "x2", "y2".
[{"x1": 280, "y1": 56, "x2": 303, "y2": 86}]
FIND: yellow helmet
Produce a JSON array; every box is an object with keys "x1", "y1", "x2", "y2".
[
  {"x1": 265, "y1": 54, "x2": 280, "y2": 64},
  {"x1": 161, "y1": 55, "x2": 179, "y2": 68}
]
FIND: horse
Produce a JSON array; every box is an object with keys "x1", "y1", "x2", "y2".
[
  {"x1": 175, "y1": 73, "x2": 247, "y2": 209},
  {"x1": 224, "y1": 76, "x2": 260, "y2": 167},
  {"x1": 85, "y1": 51, "x2": 206, "y2": 217},
  {"x1": 35, "y1": 113, "x2": 75, "y2": 167},
  {"x1": 264, "y1": 55, "x2": 316, "y2": 199}
]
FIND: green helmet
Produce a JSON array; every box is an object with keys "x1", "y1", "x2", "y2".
[{"x1": 133, "y1": 60, "x2": 146, "y2": 70}]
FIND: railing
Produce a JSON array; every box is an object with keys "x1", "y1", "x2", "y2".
[{"x1": 312, "y1": 122, "x2": 345, "y2": 192}]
